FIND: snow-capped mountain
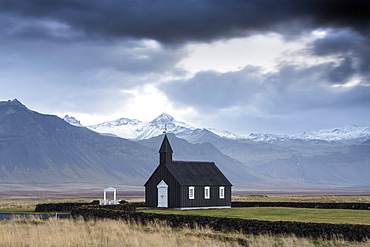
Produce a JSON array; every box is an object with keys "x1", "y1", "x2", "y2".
[
  {"x1": 87, "y1": 117, "x2": 146, "y2": 139},
  {"x1": 295, "y1": 125, "x2": 370, "y2": 142},
  {"x1": 246, "y1": 125, "x2": 370, "y2": 143},
  {"x1": 246, "y1": 133, "x2": 290, "y2": 142},
  {"x1": 64, "y1": 113, "x2": 370, "y2": 143},
  {"x1": 84, "y1": 113, "x2": 244, "y2": 140},
  {"x1": 63, "y1": 115, "x2": 83, "y2": 127},
  {"x1": 137, "y1": 113, "x2": 198, "y2": 140},
  {"x1": 86, "y1": 113, "x2": 199, "y2": 140}
]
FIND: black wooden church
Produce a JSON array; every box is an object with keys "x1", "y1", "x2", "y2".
[{"x1": 144, "y1": 134, "x2": 232, "y2": 210}]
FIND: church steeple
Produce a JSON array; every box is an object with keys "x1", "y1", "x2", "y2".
[{"x1": 159, "y1": 134, "x2": 173, "y2": 165}]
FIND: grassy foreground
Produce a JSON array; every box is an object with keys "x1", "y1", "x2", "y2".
[
  {"x1": 144, "y1": 207, "x2": 370, "y2": 225},
  {"x1": 0, "y1": 217, "x2": 368, "y2": 247}
]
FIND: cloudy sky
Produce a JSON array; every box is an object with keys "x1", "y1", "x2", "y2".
[{"x1": 1, "y1": 0, "x2": 370, "y2": 135}]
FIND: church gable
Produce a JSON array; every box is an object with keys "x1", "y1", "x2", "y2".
[{"x1": 144, "y1": 163, "x2": 178, "y2": 188}]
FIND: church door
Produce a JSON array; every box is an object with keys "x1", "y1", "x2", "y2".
[{"x1": 157, "y1": 180, "x2": 168, "y2": 207}]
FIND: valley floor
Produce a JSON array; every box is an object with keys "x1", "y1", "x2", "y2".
[{"x1": 1, "y1": 182, "x2": 370, "y2": 201}]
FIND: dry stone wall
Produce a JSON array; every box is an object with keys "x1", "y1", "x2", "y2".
[
  {"x1": 35, "y1": 202, "x2": 97, "y2": 212},
  {"x1": 34, "y1": 200, "x2": 134, "y2": 212}
]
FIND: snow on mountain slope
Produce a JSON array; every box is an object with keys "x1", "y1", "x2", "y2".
[
  {"x1": 88, "y1": 117, "x2": 146, "y2": 139},
  {"x1": 63, "y1": 115, "x2": 83, "y2": 127},
  {"x1": 85, "y1": 113, "x2": 245, "y2": 140},
  {"x1": 64, "y1": 113, "x2": 370, "y2": 143},
  {"x1": 136, "y1": 113, "x2": 197, "y2": 140},
  {"x1": 85, "y1": 113, "x2": 198, "y2": 140},
  {"x1": 246, "y1": 133, "x2": 290, "y2": 142},
  {"x1": 295, "y1": 125, "x2": 370, "y2": 142},
  {"x1": 246, "y1": 125, "x2": 370, "y2": 143},
  {"x1": 207, "y1": 128, "x2": 241, "y2": 139}
]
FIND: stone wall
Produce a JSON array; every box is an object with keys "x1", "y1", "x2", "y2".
[
  {"x1": 35, "y1": 202, "x2": 96, "y2": 212},
  {"x1": 34, "y1": 200, "x2": 134, "y2": 212},
  {"x1": 71, "y1": 207, "x2": 370, "y2": 242}
]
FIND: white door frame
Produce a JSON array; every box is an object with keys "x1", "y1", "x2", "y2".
[{"x1": 157, "y1": 180, "x2": 168, "y2": 207}]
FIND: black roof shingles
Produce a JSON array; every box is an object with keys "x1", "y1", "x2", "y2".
[{"x1": 166, "y1": 161, "x2": 232, "y2": 186}]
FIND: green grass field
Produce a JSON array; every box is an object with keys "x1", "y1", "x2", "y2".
[{"x1": 144, "y1": 207, "x2": 370, "y2": 225}]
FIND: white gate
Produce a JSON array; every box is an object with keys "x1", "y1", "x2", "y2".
[{"x1": 157, "y1": 180, "x2": 168, "y2": 207}]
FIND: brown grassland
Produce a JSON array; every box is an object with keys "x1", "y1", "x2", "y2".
[{"x1": 0, "y1": 216, "x2": 369, "y2": 247}]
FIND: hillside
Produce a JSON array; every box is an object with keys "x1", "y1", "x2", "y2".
[
  {"x1": 0, "y1": 99, "x2": 155, "y2": 185},
  {"x1": 0, "y1": 100, "x2": 261, "y2": 188}
]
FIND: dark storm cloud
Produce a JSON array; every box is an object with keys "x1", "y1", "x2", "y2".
[
  {"x1": 312, "y1": 30, "x2": 370, "y2": 83},
  {"x1": 262, "y1": 64, "x2": 370, "y2": 112},
  {"x1": 162, "y1": 60, "x2": 370, "y2": 129},
  {"x1": 161, "y1": 66, "x2": 263, "y2": 111},
  {"x1": 1, "y1": 0, "x2": 369, "y2": 133},
  {"x1": 325, "y1": 57, "x2": 356, "y2": 84},
  {"x1": 0, "y1": 0, "x2": 369, "y2": 44}
]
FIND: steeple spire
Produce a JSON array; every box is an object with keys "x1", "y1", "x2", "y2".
[{"x1": 159, "y1": 134, "x2": 173, "y2": 165}]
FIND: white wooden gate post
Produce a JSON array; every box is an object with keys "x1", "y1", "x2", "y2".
[{"x1": 100, "y1": 187, "x2": 119, "y2": 205}]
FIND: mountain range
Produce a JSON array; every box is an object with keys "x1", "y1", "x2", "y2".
[
  {"x1": 65, "y1": 113, "x2": 370, "y2": 144},
  {"x1": 0, "y1": 99, "x2": 260, "y2": 188},
  {"x1": 65, "y1": 111, "x2": 370, "y2": 189},
  {"x1": 77, "y1": 113, "x2": 239, "y2": 140},
  {"x1": 0, "y1": 99, "x2": 369, "y2": 190}
]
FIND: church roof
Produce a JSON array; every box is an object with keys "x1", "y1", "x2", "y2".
[
  {"x1": 166, "y1": 161, "x2": 232, "y2": 186},
  {"x1": 159, "y1": 134, "x2": 173, "y2": 153}
]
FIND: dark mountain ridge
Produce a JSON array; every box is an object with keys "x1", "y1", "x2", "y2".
[
  {"x1": 0, "y1": 99, "x2": 156, "y2": 185},
  {"x1": 0, "y1": 99, "x2": 261, "y2": 187}
]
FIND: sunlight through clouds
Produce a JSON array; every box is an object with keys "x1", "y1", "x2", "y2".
[{"x1": 119, "y1": 85, "x2": 194, "y2": 124}]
